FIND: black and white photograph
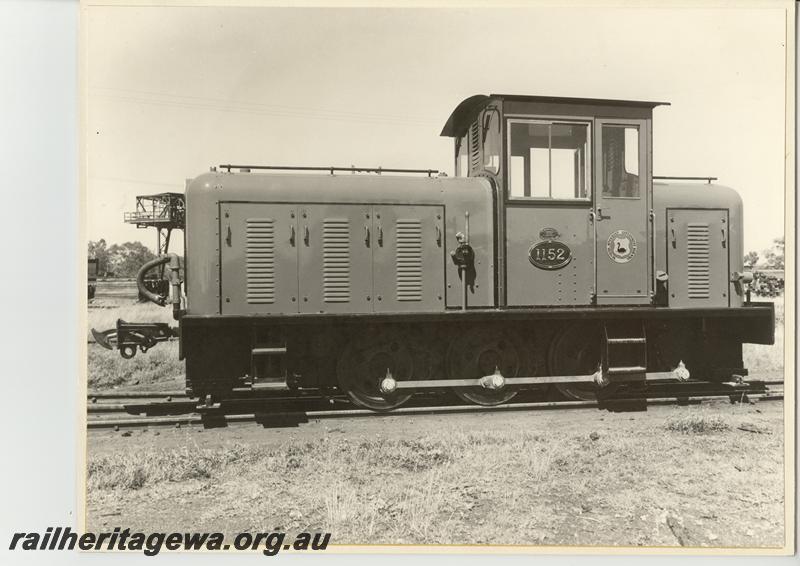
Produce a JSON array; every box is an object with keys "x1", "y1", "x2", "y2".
[{"x1": 25, "y1": 0, "x2": 798, "y2": 557}]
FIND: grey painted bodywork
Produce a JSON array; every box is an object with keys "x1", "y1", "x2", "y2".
[
  {"x1": 185, "y1": 172, "x2": 747, "y2": 316},
  {"x1": 185, "y1": 172, "x2": 495, "y2": 315},
  {"x1": 653, "y1": 182, "x2": 744, "y2": 308}
]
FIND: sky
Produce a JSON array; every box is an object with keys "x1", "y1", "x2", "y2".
[{"x1": 84, "y1": 3, "x2": 790, "y2": 257}]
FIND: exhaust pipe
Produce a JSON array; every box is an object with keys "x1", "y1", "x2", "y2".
[
  {"x1": 137, "y1": 254, "x2": 184, "y2": 320},
  {"x1": 91, "y1": 254, "x2": 182, "y2": 358}
]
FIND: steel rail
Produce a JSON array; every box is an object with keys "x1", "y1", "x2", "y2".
[
  {"x1": 86, "y1": 380, "x2": 784, "y2": 402},
  {"x1": 87, "y1": 390, "x2": 783, "y2": 430},
  {"x1": 87, "y1": 395, "x2": 333, "y2": 414},
  {"x1": 86, "y1": 380, "x2": 784, "y2": 404},
  {"x1": 88, "y1": 391, "x2": 188, "y2": 400}
]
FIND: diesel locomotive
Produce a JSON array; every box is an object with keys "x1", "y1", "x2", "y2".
[{"x1": 94, "y1": 94, "x2": 775, "y2": 410}]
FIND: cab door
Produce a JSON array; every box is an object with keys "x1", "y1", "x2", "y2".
[
  {"x1": 504, "y1": 118, "x2": 595, "y2": 306},
  {"x1": 594, "y1": 119, "x2": 651, "y2": 304}
]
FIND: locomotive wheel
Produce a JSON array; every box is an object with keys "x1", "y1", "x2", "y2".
[
  {"x1": 336, "y1": 329, "x2": 414, "y2": 411},
  {"x1": 446, "y1": 327, "x2": 525, "y2": 406},
  {"x1": 549, "y1": 322, "x2": 606, "y2": 402}
]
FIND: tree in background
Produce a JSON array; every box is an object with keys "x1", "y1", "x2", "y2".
[
  {"x1": 763, "y1": 237, "x2": 784, "y2": 270},
  {"x1": 87, "y1": 239, "x2": 112, "y2": 277},
  {"x1": 108, "y1": 241, "x2": 158, "y2": 277},
  {"x1": 88, "y1": 240, "x2": 157, "y2": 278},
  {"x1": 743, "y1": 251, "x2": 759, "y2": 268}
]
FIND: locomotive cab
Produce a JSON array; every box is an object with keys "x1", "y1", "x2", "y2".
[{"x1": 442, "y1": 94, "x2": 664, "y2": 306}]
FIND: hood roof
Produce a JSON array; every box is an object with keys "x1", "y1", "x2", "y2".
[{"x1": 440, "y1": 94, "x2": 670, "y2": 137}]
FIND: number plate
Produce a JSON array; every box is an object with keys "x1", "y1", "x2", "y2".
[{"x1": 528, "y1": 241, "x2": 572, "y2": 270}]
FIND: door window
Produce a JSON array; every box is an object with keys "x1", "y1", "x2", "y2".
[
  {"x1": 507, "y1": 119, "x2": 590, "y2": 200},
  {"x1": 601, "y1": 125, "x2": 640, "y2": 198}
]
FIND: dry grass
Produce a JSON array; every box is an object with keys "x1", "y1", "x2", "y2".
[
  {"x1": 87, "y1": 342, "x2": 183, "y2": 390},
  {"x1": 87, "y1": 406, "x2": 784, "y2": 546},
  {"x1": 88, "y1": 443, "x2": 258, "y2": 490}
]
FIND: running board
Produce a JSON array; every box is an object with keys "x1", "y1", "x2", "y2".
[{"x1": 250, "y1": 381, "x2": 290, "y2": 391}]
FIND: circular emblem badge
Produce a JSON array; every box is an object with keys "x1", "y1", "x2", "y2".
[{"x1": 607, "y1": 230, "x2": 637, "y2": 263}]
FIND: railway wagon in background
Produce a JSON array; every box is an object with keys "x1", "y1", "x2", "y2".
[
  {"x1": 97, "y1": 94, "x2": 775, "y2": 411},
  {"x1": 88, "y1": 258, "x2": 98, "y2": 300}
]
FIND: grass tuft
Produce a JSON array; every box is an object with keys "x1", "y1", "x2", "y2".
[
  {"x1": 664, "y1": 414, "x2": 730, "y2": 434},
  {"x1": 88, "y1": 443, "x2": 257, "y2": 490}
]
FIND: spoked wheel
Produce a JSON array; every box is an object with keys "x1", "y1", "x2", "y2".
[
  {"x1": 549, "y1": 322, "x2": 606, "y2": 401},
  {"x1": 446, "y1": 327, "x2": 526, "y2": 406},
  {"x1": 336, "y1": 329, "x2": 414, "y2": 411}
]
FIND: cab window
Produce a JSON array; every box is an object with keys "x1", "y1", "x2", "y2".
[
  {"x1": 508, "y1": 119, "x2": 590, "y2": 200},
  {"x1": 455, "y1": 134, "x2": 469, "y2": 177},
  {"x1": 482, "y1": 108, "x2": 500, "y2": 175}
]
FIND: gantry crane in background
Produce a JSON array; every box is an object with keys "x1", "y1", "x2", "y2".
[{"x1": 124, "y1": 193, "x2": 185, "y2": 298}]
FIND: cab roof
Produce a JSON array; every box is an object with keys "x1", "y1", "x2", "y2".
[{"x1": 440, "y1": 94, "x2": 670, "y2": 138}]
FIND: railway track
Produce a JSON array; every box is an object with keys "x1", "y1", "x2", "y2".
[
  {"x1": 87, "y1": 380, "x2": 784, "y2": 431},
  {"x1": 91, "y1": 279, "x2": 139, "y2": 300}
]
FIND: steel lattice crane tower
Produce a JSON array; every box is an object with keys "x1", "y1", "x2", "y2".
[
  {"x1": 124, "y1": 193, "x2": 185, "y2": 256},
  {"x1": 124, "y1": 193, "x2": 185, "y2": 287}
]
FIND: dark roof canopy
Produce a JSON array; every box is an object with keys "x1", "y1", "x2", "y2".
[{"x1": 440, "y1": 94, "x2": 670, "y2": 137}]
